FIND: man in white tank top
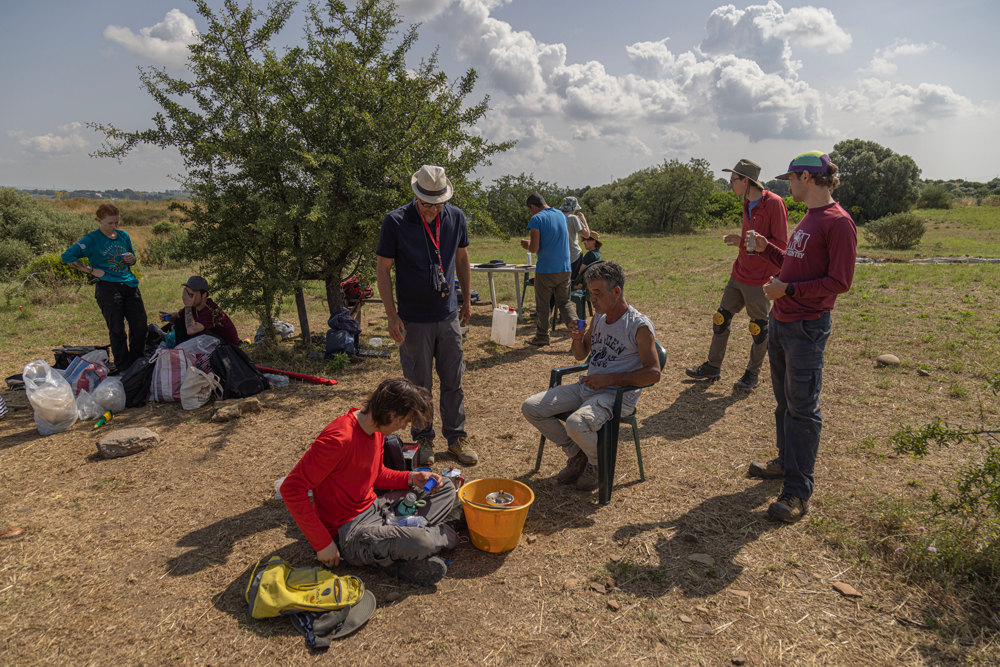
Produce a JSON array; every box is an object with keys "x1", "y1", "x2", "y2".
[{"x1": 521, "y1": 261, "x2": 661, "y2": 491}]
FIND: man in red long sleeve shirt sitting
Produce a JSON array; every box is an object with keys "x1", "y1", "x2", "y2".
[
  {"x1": 745, "y1": 151, "x2": 857, "y2": 523},
  {"x1": 280, "y1": 378, "x2": 461, "y2": 587}
]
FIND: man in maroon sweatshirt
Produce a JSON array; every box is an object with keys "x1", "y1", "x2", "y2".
[
  {"x1": 745, "y1": 151, "x2": 857, "y2": 523},
  {"x1": 686, "y1": 159, "x2": 788, "y2": 391}
]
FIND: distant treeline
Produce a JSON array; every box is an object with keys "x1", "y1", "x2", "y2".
[
  {"x1": 920, "y1": 178, "x2": 1000, "y2": 201},
  {"x1": 19, "y1": 188, "x2": 189, "y2": 202}
]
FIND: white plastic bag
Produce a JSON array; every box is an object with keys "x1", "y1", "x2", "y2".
[
  {"x1": 93, "y1": 377, "x2": 126, "y2": 413},
  {"x1": 76, "y1": 390, "x2": 101, "y2": 420},
  {"x1": 23, "y1": 360, "x2": 78, "y2": 435},
  {"x1": 175, "y1": 335, "x2": 223, "y2": 357},
  {"x1": 80, "y1": 349, "x2": 110, "y2": 365},
  {"x1": 180, "y1": 367, "x2": 222, "y2": 410}
]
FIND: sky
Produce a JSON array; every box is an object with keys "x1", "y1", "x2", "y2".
[{"x1": 1, "y1": 0, "x2": 998, "y2": 192}]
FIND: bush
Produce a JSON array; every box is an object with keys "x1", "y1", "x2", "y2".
[
  {"x1": 982, "y1": 194, "x2": 1000, "y2": 207},
  {"x1": 152, "y1": 221, "x2": 179, "y2": 236},
  {"x1": 140, "y1": 229, "x2": 197, "y2": 268},
  {"x1": 916, "y1": 184, "x2": 952, "y2": 209},
  {"x1": 0, "y1": 239, "x2": 35, "y2": 277},
  {"x1": 862, "y1": 212, "x2": 927, "y2": 249},
  {"x1": 706, "y1": 191, "x2": 742, "y2": 226},
  {"x1": 18, "y1": 253, "x2": 92, "y2": 285},
  {"x1": 0, "y1": 187, "x2": 92, "y2": 272}
]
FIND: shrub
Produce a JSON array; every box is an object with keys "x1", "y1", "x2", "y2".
[
  {"x1": 954, "y1": 197, "x2": 978, "y2": 207},
  {"x1": 706, "y1": 191, "x2": 742, "y2": 226},
  {"x1": 0, "y1": 187, "x2": 92, "y2": 272},
  {"x1": 916, "y1": 184, "x2": 952, "y2": 209},
  {"x1": 152, "y1": 221, "x2": 179, "y2": 236},
  {"x1": 982, "y1": 194, "x2": 1000, "y2": 207},
  {"x1": 862, "y1": 212, "x2": 926, "y2": 249},
  {"x1": 18, "y1": 253, "x2": 92, "y2": 285},
  {"x1": 140, "y1": 229, "x2": 197, "y2": 268},
  {"x1": 0, "y1": 239, "x2": 35, "y2": 277}
]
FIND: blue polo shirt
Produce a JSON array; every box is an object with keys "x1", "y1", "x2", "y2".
[
  {"x1": 61, "y1": 229, "x2": 139, "y2": 287},
  {"x1": 376, "y1": 201, "x2": 469, "y2": 323},
  {"x1": 528, "y1": 207, "x2": 570, "y2": 274}
]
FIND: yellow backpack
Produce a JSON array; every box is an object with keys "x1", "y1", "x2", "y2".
[{"x1": 245, "y1": 556, "x2": 366, "y2": 619}]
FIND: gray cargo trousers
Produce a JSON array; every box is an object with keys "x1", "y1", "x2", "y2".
[
  {"x1": 399, "y1": 316, "x2": 467, "y2": 444},
  {"x1": 337, "y1": 478, "x2": 459, "y2": 567}
]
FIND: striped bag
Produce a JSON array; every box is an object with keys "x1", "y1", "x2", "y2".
[
  {"x1": 62, "y1": 356, "x2": 109, "y2": 397},
  {"x1": 149, "y1": 349, "x2": 194, "y2": 403},
  {"x1": 0, "y1": 394, "x2": 8, "y2": 420}
]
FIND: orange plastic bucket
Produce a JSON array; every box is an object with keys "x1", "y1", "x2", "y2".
[{"x1": 459, "y1": 478, "x2": 535, "y2": 553}]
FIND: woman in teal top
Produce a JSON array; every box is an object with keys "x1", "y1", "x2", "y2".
[
  {"x1": 62, "y1": 203, "x2": 148, "y2": 372},
  {"x1": 573, "y1": 232, "x2": 602, "y2": 289}
]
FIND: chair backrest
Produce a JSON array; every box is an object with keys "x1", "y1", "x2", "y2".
[{"x1": 654, "y1": 340, "x2": 667, "y2": 371}]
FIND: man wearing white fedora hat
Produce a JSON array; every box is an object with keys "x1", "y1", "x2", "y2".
[{"x1": 376, "y1": 165, "x2": 479, "y2": 467}]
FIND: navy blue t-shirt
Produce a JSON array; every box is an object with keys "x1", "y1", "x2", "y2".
[{"x1": 376, "y1": 201, "x2": 470, "y2": 323}]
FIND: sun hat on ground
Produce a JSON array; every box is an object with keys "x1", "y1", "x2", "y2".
[
  {"x1": 721, "y1": 159, "x2": 764, "y2": 190},
  {"x1": 560, "y1": 196, "x2": 582, "y2": 212},
  {"x1": 775, "y1": 151, "x2": 831, "y2": 180},
  {"x1": 410, "y1": 165, "x2": 453, "y2": 204}
]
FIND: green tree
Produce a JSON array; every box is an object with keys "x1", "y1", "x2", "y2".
[
  {"x1": 91, "y1": 0, "x2": 510, "y2": 341},
  {"x1": 483, "y1": 173, "x2": 564, "y2": 237},
  {"x1": 829, "y1": 139, "x2": 921, "y2": 224},
  {"x1": 632, "y1": 158, "x2": 716, "y2": 232},
  {"x1": 765, "y1": 179, "x2": 789, "y2": 197},
  {"x1": 916, "y1": 184, "x2": 952, "y2": 209}
]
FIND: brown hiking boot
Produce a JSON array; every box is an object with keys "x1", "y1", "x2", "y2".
[
  {"x1": 576, "y1": 462, "x2": 599, "y2": 491},
  {"x1": 526, "y1": 336, "x2": 550, "y2": 347},
  {"x1": 416, "y1": 436, "x2": 435, "y2": 465},
  {"x1": 748, "y1": 457, "x2": 783, "y2": 480},
  {"x1": 556, "y1": 451, "x2": 588, "y2": 484},
  {"x1": 767, "y1": 493, "x2": 808, "y2": 523},
  {"x1": 448, "y1": 437, "x2": 479, "y2": 465}
]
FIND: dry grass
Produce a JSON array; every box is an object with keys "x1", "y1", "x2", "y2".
[{"x1": 1, "y1": 230, "x2": 999, "y2": 666}]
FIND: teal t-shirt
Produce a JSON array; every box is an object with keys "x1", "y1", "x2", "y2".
[{"x1": 61, "y1": 229, "x2": 139, "y2": 286}]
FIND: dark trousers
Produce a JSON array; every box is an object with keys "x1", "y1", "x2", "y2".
[
  {"x1": 95, "y1": 281, "x2": 147, "y2": 371},
  {"x1": 399, "y1": 317, "x2": 466, "y2": 444},
  {"x1": 768, "y1": 312, "x2": 831, "y2": 501}
]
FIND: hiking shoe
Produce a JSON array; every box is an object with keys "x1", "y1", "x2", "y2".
[
  {"x1": 685, "y1": 362, "x2": 721, "y2": 381},
  {"x1": 448, "y1": 437, "x2": 479, "y2": 465},
  {"x1": 748, "y1": 458, "x2": 784, "y2": 480},
  {"x1": 380, "y1": 556, "x2": 447, "y2": 587},
  {"x1": 526, "y1": 336, "x2": 550, "y2": 347},
  {"x1": 556, "y1": 450, "x2": 588, "y2": 484},
  {"x1": 734, "y1": 371, "x2": 759, "y2": 391},
  {"x1": 767, "y1": 493, "x2": 808, "y2": 523},
  {"x1": 416, "y1": 436, "x2": 435, "y2": 465},
  {"x1": 576, "y1": 463, "x2": 600, "y2": 491}
]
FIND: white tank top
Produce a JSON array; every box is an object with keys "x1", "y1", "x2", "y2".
[{"x1": 583, "y1": 304, "x2": 656, "y2": 405}]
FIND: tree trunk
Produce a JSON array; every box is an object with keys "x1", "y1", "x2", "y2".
[
  {"x1": 325, "y1": 274, "x2": 345, "y2": 320},
  {"x1": 294, "y1": 287, "x2": 311, "y2": 346}
]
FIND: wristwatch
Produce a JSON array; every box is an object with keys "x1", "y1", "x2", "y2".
[{"x1": 785, "y1": 283, "x2": 795, "y2": 297}]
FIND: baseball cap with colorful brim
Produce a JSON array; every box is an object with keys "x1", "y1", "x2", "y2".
[{"x1": 775, "y1": 151, "x2": 830, "y2": 180}]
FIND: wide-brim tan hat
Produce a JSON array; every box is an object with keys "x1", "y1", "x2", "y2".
[
  {"x1": 411, "y1": 165, "x2": 454, "y2": 204},
  {"x1": 722, "y1": 159, "x2": 764, "y2": 191},
  {"x1": 582, "y1": 231, "x2": 600, "y2": 242}
]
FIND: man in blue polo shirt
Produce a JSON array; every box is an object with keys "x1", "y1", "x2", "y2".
[
  {"x1": 521, "y1": 192, "x2": 575, "y2": 346},
  {"x1": 376, "y1": 165, "x2": 478, "y2": 467}
]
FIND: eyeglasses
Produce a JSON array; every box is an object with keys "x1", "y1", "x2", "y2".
[
  {"x1": 416, "y1": 199, "x2": 444, "y2": 209},
  {"x1": 729, "y1": 175, "x2": 744, "y2": 183}
]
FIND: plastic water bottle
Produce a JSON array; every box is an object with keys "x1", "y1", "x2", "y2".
[
  {"x1": 369, "y1": 337, "x2": 382, "y2": 347},
  {"x1": 398, "y1": 515, "x2": 428, "y2": 528}
]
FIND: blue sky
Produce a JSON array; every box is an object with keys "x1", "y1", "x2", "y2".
[{"x1": 2, "y1": 0, "x2": 997, "y2": 192}]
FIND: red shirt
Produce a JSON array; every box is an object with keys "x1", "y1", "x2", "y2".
[
  {"x1": 280, "y1": 409, "x2": 411, "y2": 552},
  {"x1": 175, "y1": 298, "x2": 239, "y2": 345},
  {"x1": 731, "y1": 190, "x2": 788, "y2": 286},
  {"x1": 761, "y1": 202, "x2": 857, "y2": 322}
]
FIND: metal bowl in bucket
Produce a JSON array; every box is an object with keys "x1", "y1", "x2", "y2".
[{"x1": 459, "y1": 478, "x2": 535, "y2": 553}]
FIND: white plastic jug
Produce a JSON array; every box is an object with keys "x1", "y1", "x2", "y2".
[{"x1": 490, "y1": 305, "x2": 517, "y2": 347}]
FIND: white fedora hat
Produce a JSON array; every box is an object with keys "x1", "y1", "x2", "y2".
[{"x1": 410, "y1": 165, "x2": 454, "y2": 204}]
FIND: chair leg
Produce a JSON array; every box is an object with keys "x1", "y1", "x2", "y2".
[
  {"x1": 534, "y1": 434, "x2": 546, "y2": 472},
  {"x1": 628, "y1": 415, "x2": 645, "y2": 482},
  {"x1": 596, "y1": 426, "x2": 612, "y2": 505}
]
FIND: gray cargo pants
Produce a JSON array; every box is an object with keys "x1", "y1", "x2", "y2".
[
  {"x1": 399, "y1": 316, "x2": 466, "y2": 444},
  {"x1": 707, "y1": 277, "x2": 771, "y2": 376},
  {"x1": 533, "y1": 272, "x2": 575, "y2": 342},
  {"x1": 337, "y1": 478, "x2": 459, "y2": 567}
]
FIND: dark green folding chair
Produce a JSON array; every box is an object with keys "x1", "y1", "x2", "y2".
[{"x1": 534, "y1": 340, "x2": 667, "y2": 505}]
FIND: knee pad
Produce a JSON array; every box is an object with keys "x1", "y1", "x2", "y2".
[
  {"x1": 713, "y1": 307, "x2": 733, "y2": 335},
  {"x1": 749, "y1": 318, "x2": 768, "y2": 345}
]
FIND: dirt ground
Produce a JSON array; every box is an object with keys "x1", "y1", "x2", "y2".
[{"x1": 2, "y1": 269, "x2": 998, "y2": 666}]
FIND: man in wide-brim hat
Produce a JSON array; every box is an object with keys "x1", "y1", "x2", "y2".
[
  {"x1": 686, "y1": 158, "x2": 788, "y2": 392},
  {"x1": 375, "y1": 165, "x2": 480, "y2": 467}
]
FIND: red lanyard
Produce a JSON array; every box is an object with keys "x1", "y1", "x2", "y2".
[{"x1": 420, "y1": 213, "x2": 442, "y2": 262}]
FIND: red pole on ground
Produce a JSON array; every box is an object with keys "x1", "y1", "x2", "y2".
[{"x1": 255, "y1": 366, "x2": 338, "y2": 386}]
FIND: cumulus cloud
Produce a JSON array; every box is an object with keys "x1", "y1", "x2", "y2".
[
  {"x1": 8, "y1": 125, "x2": 89, "y2": 155},
  {"x1": 833, "y1": 78, "x2": 977, "y2": 135},
  {"x1": 861, "y1": 39, "x2": 940, "y2": 76},
  {"x1": 477, "y1": 112, "x2": 571, "y2": 159},
  {"x1": 104, "y1": 9, "x2": 199, "y2": 69},
  {"x1": 659, "y1": 125, "x2": 700, "y2": 151}
]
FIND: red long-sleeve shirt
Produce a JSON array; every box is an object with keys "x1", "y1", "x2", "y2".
[
  {"x1": 731, "y1": 190, "x2": 788, "y2": 286},
  {"x1": 761, "y1": 202, "x2": 857, "y2": 322},
  {"x1": 280, "y1": 409, "x2": 411, "y2": 552}
]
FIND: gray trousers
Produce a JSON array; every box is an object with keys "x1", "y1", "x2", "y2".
[
  {"x1": 533, "y1": 272, "x2": 575, "y2": 341},
  {"x1": 337, "y1": 478, "x2": 459, "y2": 567},
  {"x1": 521, "y1": 382, "x2": 635, "y2": 465},
  {"x1": 707, "y1": 277, "x2": 771, "y2": 376},
  {"x1": 400, "y1": 317, "x2": 466, "y2": 443}
]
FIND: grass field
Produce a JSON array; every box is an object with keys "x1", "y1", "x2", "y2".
[{"x1": 1, "y1": 205, "x2": 999, "y2": 666}]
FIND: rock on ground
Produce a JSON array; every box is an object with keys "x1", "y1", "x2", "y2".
[{"x1": 97, "y1": 427, "x2": 160, "y2": 459}]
